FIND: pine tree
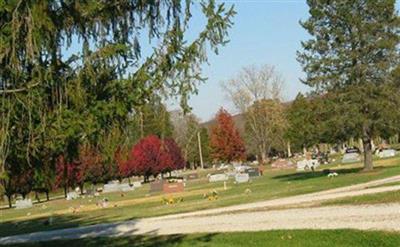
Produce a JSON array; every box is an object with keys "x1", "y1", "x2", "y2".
[{"x1": 298, "y1": 0, "x2": 400, "y2": 170}]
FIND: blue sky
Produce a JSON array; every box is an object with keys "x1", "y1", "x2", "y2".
[
  {"x1": 181, "y1": 0, "x2": 311, "y2": 121},
  {"x1": 175, "y1": 0, "x2": 400, "y2": 122}
]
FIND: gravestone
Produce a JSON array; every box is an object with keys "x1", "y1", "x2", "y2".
[
  {"x1": 271, "y1": 159, "x2": 295, "y2": 169},
  {"x1": 103, "y1": 180, "x2": 121, "y2": 193},
  {"x1": 120, "y1": 183, "x2": 134, "y2": 192},
  {"x1": 163, "y1": 182, "x2": 184, "y2": 193},
  {"x1": 296, "y1": 159, "x2": 320, "y2": 171},
  {"x1": 150, "y1": 180, "x2": 165, "y2": 193},
  {"x1": 15, "y1": 199, "x2": 33, "y2": 209},
  {"x1": 66, "y1": 191, "x2": 79, "y2": 200},
  {"x1": 132, "y1": 181, "x2": 142, "y2": 188},
  {"x1": 245, "y1": 167, "x2": 260, "y2": 177},
  {"x1": 341, "y1": 153, "x2": 360, "y2": 163},
  {"x1": 235, "y1": 173, "x2": 249, "y2": 183},
  {"x1": 378, "y1": 149, "x2": 396, "y2": 158},
  {"x1": 208, "y1": 173, "x2": 229, "y2": 182}
]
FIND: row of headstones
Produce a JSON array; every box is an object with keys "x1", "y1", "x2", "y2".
[{"x1": 208, "y1": 167, "x2": 261, "y2": 184}]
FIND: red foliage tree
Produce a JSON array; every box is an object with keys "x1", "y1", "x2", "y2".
[
  {"x1": 55, "y1": 156, "x2": 84, "y2": 197},
  {"x1": 162, "y1": 138, "x2": 185, "y2": 173},
  {"x1": 123, "y1": 135, "x2": 186, "y2": 181},
  {"x1": 210, "y1": 108, "x2": 246, "y2": 162},
  {"x1": 79, "y1": 145, "x2": 103, "y2": 185},
  {"x1": 115, "y1": 145, "x2": 130, "y2": 179}
]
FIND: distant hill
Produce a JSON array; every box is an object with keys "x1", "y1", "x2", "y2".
[
  {"x1": 201, "y1": 113, "x2": 246, "y2": 135},
  {"x1": 200, "y1": 100, "x2": 293, "y2": 136}
]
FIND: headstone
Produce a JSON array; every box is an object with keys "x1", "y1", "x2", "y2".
[
  {"x1": 208, "y1": 173, "x2": 229, "y2": 182},
  {"x1": 132, "y1": 181, "x2": 142, "y2": 188},
  {"x1": 245, "y1": 167, "x2": 260, "y2": 177},
  {"x1": 15, "y1": 199, "x2": 33, "y2": 209},
  {"x1": 150, "y1": 180, "x2": 165, "y2": 193},
  {"x1": 66, "y1": 191, "x2": 79, "y2": 200},
  {"x1": 342, "y1": 153, "x2": 360, "y2": 163},
  {"x1": 378, "y1": 149, "x2": 396, "y2": 158},
  {"x1": 235, "y1": 173, "x2": 250, "y2": 183},
  {"x1": 271, "y1": 159, "x2": 294, "y2": 169},
  {"x1": 120, "y1": 183, "x2": 134, "y2": 192},
  {"x1": 296, "y1": 159, "x2": 320, "y2": 171},
  {"x1": 103, "y1": 180, "x2": 121, "y2": 193},
  {"x1": 163, "y1": 182, "x2": 184, "y2": 193}
]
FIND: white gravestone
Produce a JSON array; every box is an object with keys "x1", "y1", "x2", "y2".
[
  {"x1": 378, "y1": 149, "x2": 396, "y2": 158},
  {"x1": 132, "y1": 181, "x2": 142, "y2": 188},
  {"x1": 235, "y1": 173, "x2": 250, "y2": 183},
  {"x1": 342, "y1": 153, "x2": 360, "y2": 163},
  {"x1": 103, "y1": 180, "x2": 121, "y2": 193},
  {"x1": 15, "y1": 199, "x2": 33, "y2": 209},
  {"x1": 120, "y1": 183, "x2": 134, "y2": 192},
  {"x1": 296, "y1": 159, "x2": 320, "y2": 171},
  {"x1": 66, "y1": 191, "x2": 79, "y2": 200},
  {"x1": 208, "y1": 173, "x2": 229, "y2": 182}
]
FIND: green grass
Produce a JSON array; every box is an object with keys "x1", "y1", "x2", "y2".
[
  {"x1": 321, "y1": 190, "x2": 400, "y2": 206},
  {"x1": 1, "y1": 157, "x2": 400, "y2": 237},
  {"x1": 6, "y1": 230, "x2": 400, "y2": 247}
]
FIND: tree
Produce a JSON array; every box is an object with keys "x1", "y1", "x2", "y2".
[
  {"x1": 298, "y1": 0, "x2": 400, "y2": 170},
  {"x1": 126, "y1": 135, "x2": 163, "y2": 181},
  {"x1": 210, "y1": 108, "x2": 246, "y2": 162},
  {"x1": 171, "y1": 111, "x2": 210, "y2": 168},
  {"x1": 0, "y1": 1, "x2": 235, "y2": 198},
  {"x1": 55, "y1": 156, "x2": 84, "y2": 198},
  {"x1": 163, "y1": 138, "x2": 186, "y2": 173},
  {"x1": 245, "y1": 99, "x2": 287, "y2": 162},
  {"x1": 222, "y1": 65, "x2": 286, "y2": 162},
  {"x1": 124, "y1": 135, "x2": 185, "y2": 181}
]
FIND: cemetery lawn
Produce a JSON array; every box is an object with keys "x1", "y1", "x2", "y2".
[
  {"x1": 1, "y1": 157, "x2": 400, "y2": 237},
  {"x1": 5, "y1": 229, "x2": 400, "y2": 247},
  {"x1": 321, "y1": 189, "x2": 400, "y2": 206}
]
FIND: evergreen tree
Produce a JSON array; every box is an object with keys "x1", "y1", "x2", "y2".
[{"x1": 298, "y1": 0, "x2": 400, "y2": 170}]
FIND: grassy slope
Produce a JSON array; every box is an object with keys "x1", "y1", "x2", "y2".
[
  {"x1": 6, "y1": 230, "x2": 400, "y2": 247},
  {"x1": 1, "y1": 157, "x2": 400, "y2": 237},
  {"x1": 321, "y1": 190, "x2": 400, "y2": 206}
]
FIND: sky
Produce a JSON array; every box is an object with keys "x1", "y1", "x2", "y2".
[
  {"x1": 64, "y1": 1, "x2": 400, "y2": 122},
  {"x1": 175, "y1": 0, "x2": 312, "y2": 122}
]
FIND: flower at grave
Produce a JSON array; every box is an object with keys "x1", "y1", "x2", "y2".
[{"x1": 244, "y1": 188, "x2": 252, "y2": 195}]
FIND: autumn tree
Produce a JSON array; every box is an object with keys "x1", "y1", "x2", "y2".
[
  {"x1": 210, "y1": 108, "x2": 246, "y2": 162},
  {"x1": 298, "y1": 0, "x2": 400, "y2": 170},
  {"x1": 124, "y1": 135, "x2": 185, "y2": 181},
  {"x1": 222, "y1": 65, "x2": 287, "y2": 162}
]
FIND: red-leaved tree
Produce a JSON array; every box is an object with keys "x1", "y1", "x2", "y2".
[
  {"x1": 55, "y1": 156, "x2": 84, "y2": 197},
  {"x1": 210, "y1": 108, "x2": 246, "y2": 162},
  {"x1": 163, "y1": 138, "x2": 185, "y2": 173},
  {"x1": 123, "y1": 135, "x2": 186, "y2": 181}
]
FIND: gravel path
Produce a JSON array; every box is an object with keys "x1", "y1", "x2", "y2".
[{"x1": 1, "y1": 175, "x2": 400, "y2": 245}]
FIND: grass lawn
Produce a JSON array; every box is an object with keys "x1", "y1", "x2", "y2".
[
  {"x1": 321, "y1": 190, "x2": 400, "y2": 206},
  {"x1": 5, "y1": 230, "x2": 400, "y2": 247},
  {"x1": 1, "y1": 157, "x2": 400, "y2": 237}
]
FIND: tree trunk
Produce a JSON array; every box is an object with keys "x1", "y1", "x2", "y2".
[
  {"x1": 46, "y1": 191, "x2": 50, "y2": 201},
  {"x1": 362, "y1": 137, "x2": 373, "y2": 171},
  {"x1": 35, "y1": 191, "x2": 40, "y2": 203},
  {"x1": 63, "y1": 186, "x2": 67, "y2": 198},
  {"x1": 7, "y1": 194, "x2": 12, "y2": 208}
]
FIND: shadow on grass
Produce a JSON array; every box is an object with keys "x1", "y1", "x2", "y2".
[
  {"x1": 272, "y1": 166, "x2": 388, "y2": 182},
  {"x1": 5, "y1": 233, "x2": 219, "y2": 247},
  {"x1": 0, "y1": 213, "x2": 139, "y2": 238},
  {"x1": 1, "y1": 212, "x2": 218, "y2": 247}
]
